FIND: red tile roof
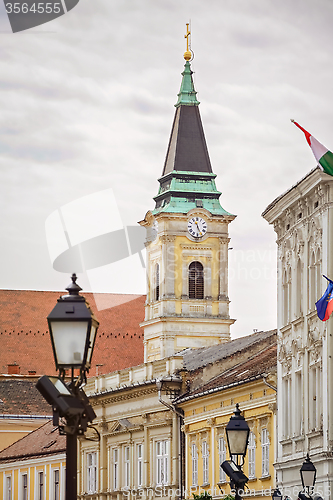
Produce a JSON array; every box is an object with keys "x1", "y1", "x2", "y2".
[
  {"x1": 176, "y1": 343, "x2": 277, "y2": 402},
  {"x1": 0, "y1": 420, "x2": 65, "y2": 462},
  {"x1": 0, "y1": 379, "x2": 51, "y2": 415},
  {"x1": 0, "y1": 290, "x2": 145, "y2": 377}
]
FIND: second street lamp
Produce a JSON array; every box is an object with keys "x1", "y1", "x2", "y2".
[
  {"x1": 298, "y1": 454, "x2": 317, "y2": 500},
  {"x1": 221, "y1": 404, "x2": 250, "y2": 500},
  {"x1": 225, "y1": 403, "x2": 250, "y2": 466}
]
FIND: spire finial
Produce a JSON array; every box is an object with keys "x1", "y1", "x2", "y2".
[{"x1": 184, "y1": 23, "x2": 191, "y2": 61}]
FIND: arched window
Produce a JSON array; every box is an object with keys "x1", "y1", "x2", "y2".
[
  {"x1": 189, "y1": 261, "x2": 204, "y2": 299},
  {"x1": 296, "y1": 259, "x2": 302, "y2": 316},
  {"x1": 316, "y1": 248, "x2": 321, "y2": 301},
  {"x1": 155, "y1": 263, "x2": 160, "y2": 301},
  {"x1": 309, "y1": 251, "x2": 316, "y2": 310},
  {"x1": 283, "y1": 270, "x2": 288, "y2": 325},
  {"x1": 287, "y1": 267, "x2": 292, "y2": 322}
]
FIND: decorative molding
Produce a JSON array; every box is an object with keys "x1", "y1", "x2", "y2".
[
  {"x1": 180, "y1": 244, "x2": 213, "y2": 251},
  {"x1": 160, "y1": 235, "x2": 176, "y2": 243}
]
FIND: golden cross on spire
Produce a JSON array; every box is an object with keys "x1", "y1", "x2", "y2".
[{"x1": 184, "y1": 23, "x2": 191, "y2": 61}]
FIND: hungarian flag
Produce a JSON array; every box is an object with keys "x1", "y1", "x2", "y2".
[
  {"x1": 316, "y1": 276, "x2": 333, "y2": 321},
  {"x1": 291, "y1": 120, "x2": 333, "y2": 176}
]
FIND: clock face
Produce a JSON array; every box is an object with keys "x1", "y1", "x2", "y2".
[{"x1": 187, "y1": 217, "x2": 207, "y2": 238}]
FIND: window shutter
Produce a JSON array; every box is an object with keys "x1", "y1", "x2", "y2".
[{"x1": 189, "y1": 261, "x2": 204, "y2": 299}]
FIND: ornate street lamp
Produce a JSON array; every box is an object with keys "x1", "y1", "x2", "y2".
[
  {"x1": 221, "y1": 404, "x2": 250, "y2": 500},
  {"x1": 37, "y1": 274, "x2": 99, "y2": 500},
  {"x1": 47, "y1": 273, "x2": 99, "y2": 383}
]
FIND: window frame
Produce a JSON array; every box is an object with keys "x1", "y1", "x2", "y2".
[
  {"x1": 137, "y1": 443, "x2": 143, "y2": 487},
  {"x1": 37, "y1": 470, "x2": 44, "y2": 500},
  {"x1": 53, "y1": 469, "x2": 60, "y2": 500},
  {"x1": 191, "y1": 443, "x2": 198, "y2": 487},
  {"x1": 124, "y1": 445, "x2": 131, "y2": 488},
  {"x1": 21, "y1": 473, "x2": 28, "y2": 500},
  {"x1": 156, "y1": 439, "x2": 169, "y2": 486},
  {"x1": 112, "y1": 447, "x2": 120, "y2": 491},
  {"x1": 261, "y1": 429, "x2": 270, "y2": 477},
  {"x1": 5, "y1": 474, "x2": 12, "y2": 500},
  {"x1": 189, "y1": 261, "x2": 204, "y2": 299},
  {"x1": 248, "y1": 432, "x2": 256, "y2": 479},
  {"x1": 218, "y1": 437, "x2": 227, "y2": 483},
  {"x1": 87, "y1": 451, "x2": 98, "y2": 494},
  {"x1": 155, "y1": 263, "x2": 160, "y2": 301},
  {"x1": 202, "y1": 440, "x2": 209, "y2": 485}
]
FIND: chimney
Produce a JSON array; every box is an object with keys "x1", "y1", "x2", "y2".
[{"x1": 8, "y1": 364, "x2": 20, "y2": 375}]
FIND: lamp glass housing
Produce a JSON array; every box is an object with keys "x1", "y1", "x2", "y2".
[
  {"x1": 50, "y1": 321, "x2": 90, "y2": 367},
  {"x1": 300, "y1": 454, "x2": 316, "y2": 490},
  {"x1": 225, "y1": 404, "x2": 250, "y2": 457}
]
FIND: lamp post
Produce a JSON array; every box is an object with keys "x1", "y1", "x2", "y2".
[
  {"x1": 298, "y1": 454, "x2": 317, "y2": 500},
  {"x1": 221, "y1": 404, "x2": 250, "y2": 500},
  {"x1": 36, "y1": 274, "x2": 99, "y2": 500}
]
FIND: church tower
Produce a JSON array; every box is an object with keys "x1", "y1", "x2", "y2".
[{"x1": 140, "y1": 28, "x2": 235, "y2": 362}]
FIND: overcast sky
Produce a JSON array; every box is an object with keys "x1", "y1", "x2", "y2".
[{"x1": 1, "y1": 0, "x2": 333, "y2": 338}]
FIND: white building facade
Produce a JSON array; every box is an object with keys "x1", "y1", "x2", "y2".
[{"x1": 262, "y1": 167, "x2": 333, "y2": 499}]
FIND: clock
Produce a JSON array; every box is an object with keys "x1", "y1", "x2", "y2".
[{"x1": 187, "y1": 217, "x2": 207, "y2": 238}]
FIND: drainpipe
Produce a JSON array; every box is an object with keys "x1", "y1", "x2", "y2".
[
  {"x1": 262, "y1": 374, "x2": 277, "y2": 392},
  {"x1": 156, "y1": 379, "x2": 184, "y2": 500}
]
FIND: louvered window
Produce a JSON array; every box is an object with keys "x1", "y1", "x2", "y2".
[
  {"x1": 189, "y1": 261, "x2": 204, "y2": 299},
  {"x1": 155, "y1": 263, "x2": 160, "y2": 301}
]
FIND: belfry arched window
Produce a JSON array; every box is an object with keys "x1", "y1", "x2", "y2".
[
  {"x1": 189, "y1": 261, "x2": 204, "y2": 299},
  {"x1": 155, "y1": 263, "x2": 160, "y2": 301}
]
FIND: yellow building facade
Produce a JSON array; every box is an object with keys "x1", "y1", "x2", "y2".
[
  {"x1": 176, "y1": 343, "x2": 277, "y2": 499},
  {"x1": 0, "y1": 420, "x2": 66, "y2": 500}
]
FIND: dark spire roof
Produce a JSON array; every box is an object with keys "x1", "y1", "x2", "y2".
[
  {"x1": 162, "y1": 106, "x2": 212, "y2": 176},
  {"x1": 153, "y1": 60, "x2": 234, "y2": 218},
  {"x1": 163, "y1": 61, "x2": 211, "y2": 176}
]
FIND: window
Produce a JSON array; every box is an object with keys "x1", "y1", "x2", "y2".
[
  {"x1": 295, "y1": 371, "x2": 303, "y2": 435},
  {"x1": 283, "y1": 269, "x2": 289, "y2": 325},
  {"x1": 156, "y1": 440, "x2": 169, "y2": 486},
  {"x1": 309, "y1": 251, "x2": 316, "y2": 309},
  {"x1": 155, "y1": 263, "x2": 160, "y2": 301},
  {"x1": 296, "y1": 259, "x2": 302, "y2": 316},
  {"x1": 53, "y1": 470, "x2": 59, "y2": 500},
  {"x1": 113, "y1": 448, "x2": 119, "y2": 490},
  {"x1": 248, "y1": 432, "x2": 256, "y2": 479},
  {"x1": 316, "y1": 248, "x2": 321, "y2": 301},
  {"x1": 310, "y1": 365, "x2": 321, "y2": 430},
  {"x1": 22, "y1": 474, "x2": 28, "y2": 500},
  {"x1": 87, "y1": 452, "x2": 97, "y2": 493},
  {"x1": 283, "y1": 376, "x2": 291, "y2": 437},
  {"x1": 191, "y1": 443, "x2": 198, "y2": 486},
  {"x1": 124, "y1": 446, "x2": 130, "y2": 488},
  {"x1": 202, "y1": 440, "x2": 209, "y2": 484},
  {"x1": 261, "y1": 429, "x2": 269, "y2": 477},
  {"x1": 137, "y1": 444, "x2": 143, "y2": 487},
  {"x1": 38, "y1": 471, "x2": 44, "y2": 500},
  {"x1": 189, "y1": 261, "x2": 204, "y2": 299},
  {"x1": 218, "y1": 438, "x2": 227, "y2": 483},
  {"x1": 5, "y1": 476, "x2": 11, "y2": 500}
]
